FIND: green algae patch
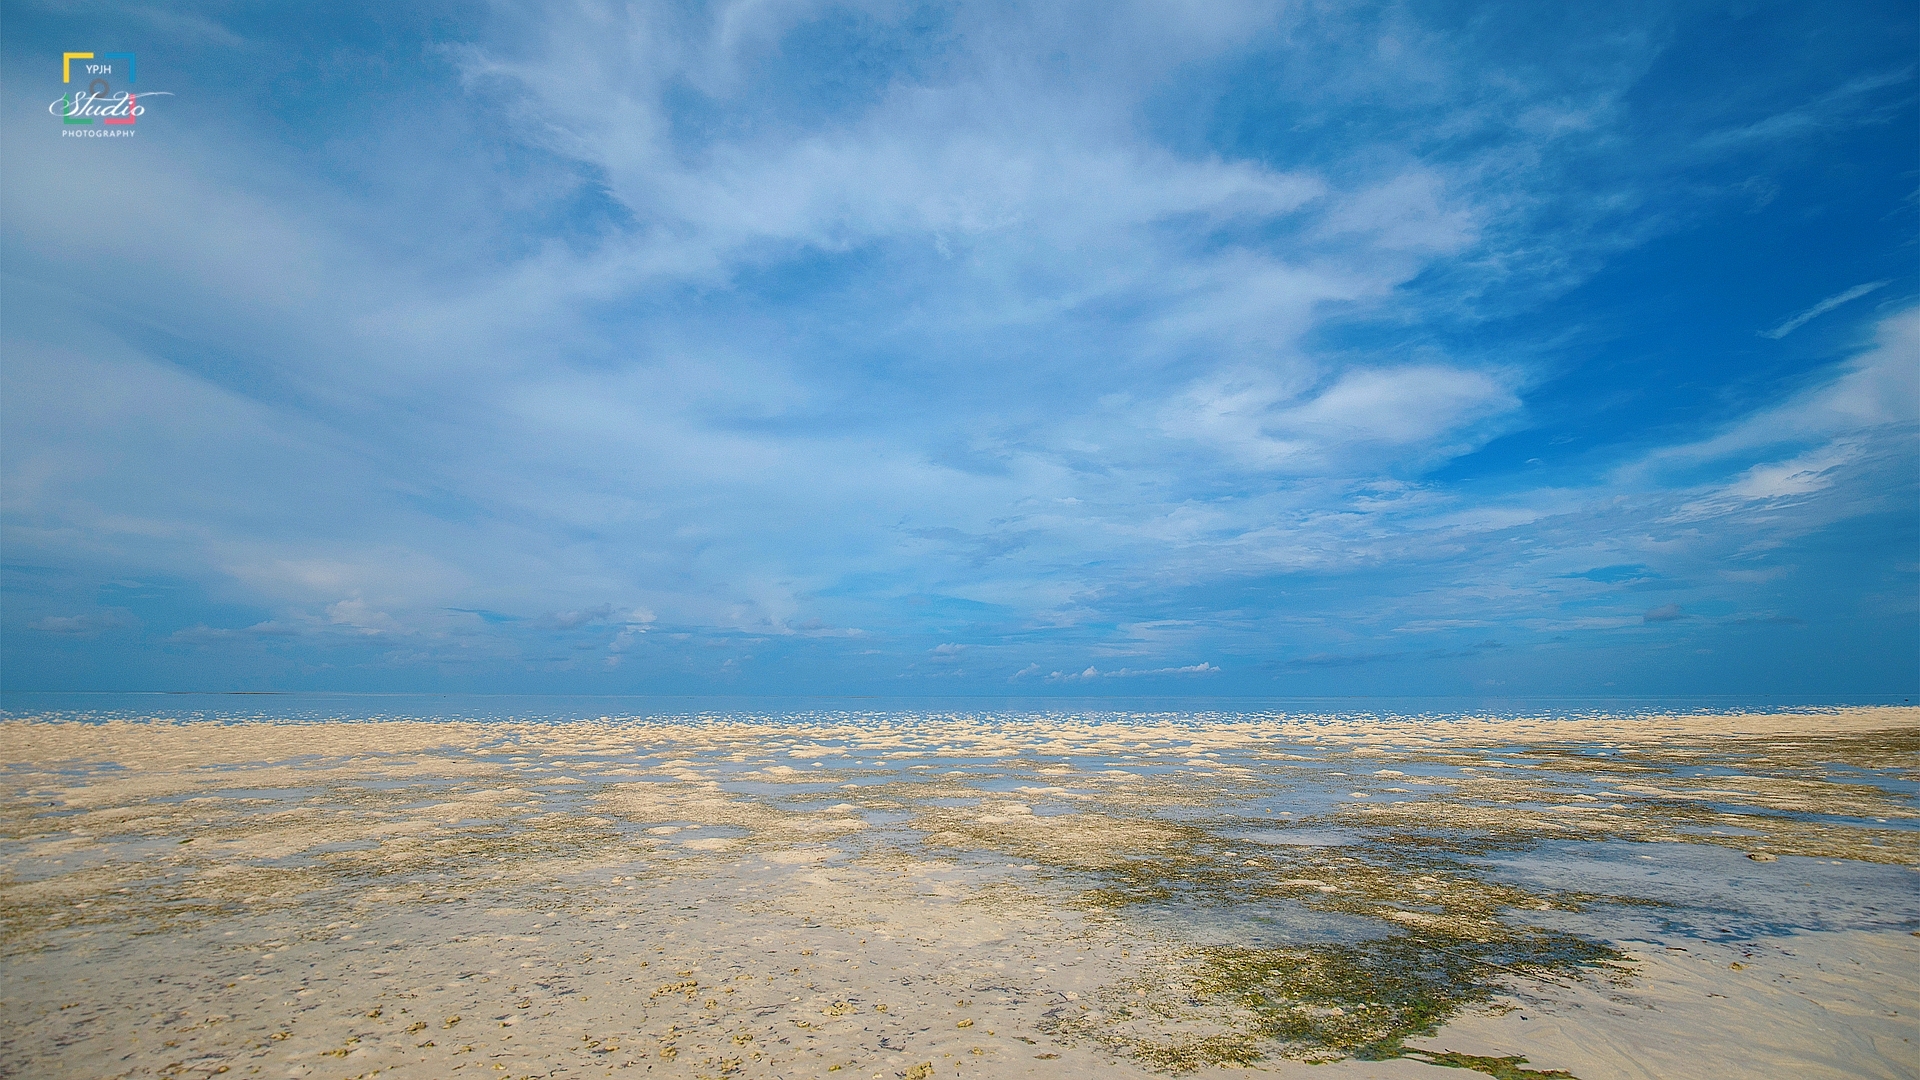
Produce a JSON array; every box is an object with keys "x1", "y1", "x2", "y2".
[
  {"x1": 1019, "y1": 810, "x2": 1633, "y2": 1070},
  {"x1": 1052, "y1": 926, "x2": 1620, "y2": 1068},
  {"x1": 1180, "y1": 931, "x2": 1616, "y2": 1065},
  {"x1": 1403, "y1": 1048, "x2": 1576, "y2": 1079},
  {"x1": 1330, "y1": 730, "x2": 1920, "y2": 867}
]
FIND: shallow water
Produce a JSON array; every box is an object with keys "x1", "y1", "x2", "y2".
[{"x1": 1482, "y1": 841, "x2": 1920, "y2": 939}]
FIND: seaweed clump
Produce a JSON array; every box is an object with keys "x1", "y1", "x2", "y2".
[
  {"x1": 1402, "y1": 1048, "x2": 1576, "y2": 1079},
  {"x1": 1043, "y1": 928, "x2": 1621, "y2": 1072},
  {"x1": 1189, "y1": 931, "x2": 1620, "y2": 1062}
]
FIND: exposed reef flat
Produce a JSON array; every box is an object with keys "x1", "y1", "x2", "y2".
[{"x1": 1, "y1": 707, "x2": 1914, "y2": 1079}]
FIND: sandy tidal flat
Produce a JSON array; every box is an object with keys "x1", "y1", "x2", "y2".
[{"x1": 1, "y1": 707, "x2": 1916, "y2": 1080}]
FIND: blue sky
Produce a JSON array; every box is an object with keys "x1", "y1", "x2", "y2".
[{"x1": 2, "y1": 0, "x2": 1914, "y2": 698}]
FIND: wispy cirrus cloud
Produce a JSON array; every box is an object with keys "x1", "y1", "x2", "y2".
[
  {"x1": 1045, "y1": 663, "x2": 1220, "y2": 682},
  {"x1": 29, "y1": 610, "x2": 136, "y2": 636},
  {"x1": 1762, "y1": 281, "x2": 1891, "y2": 339}
]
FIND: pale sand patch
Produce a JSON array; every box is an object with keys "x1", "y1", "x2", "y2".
[
  {"x1": 1410, "y1": 930, "x2": 1919, "y2": 1080},
  {"x1": 0, "y1": 850, "x2": 1466, "y2": 1079}
]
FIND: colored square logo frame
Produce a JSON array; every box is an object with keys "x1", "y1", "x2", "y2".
[{"x1": 61, "y1": 51, "x2": 137, "y2": 125}]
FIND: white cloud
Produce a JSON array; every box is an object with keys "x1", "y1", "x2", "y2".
[
  {"x1": 326, "y1": 598, "x2": 402, "y2": 636},
  {"x1": 1316, "y1": 171, "x2": 1480, "y2": 254},
  {"x1": 1722, "y1": 443, "x2": 1858, "y2": 501},
  {"x1": 543, "y1": 604, "x2": 617, "y2": 629},
  {"x1": 1166, "y1": 363, "x2": 1521, "y2": 471},
  {"x1": 1761, "y1": 281, "x2": 1889, "y2": 339},
  {"x1": 1637, "y1": 308, "x2": 1918, "y2": 476},
  {"x1": 29, "y1": 611, "x2": 135, "y2": 635},
  {"x1": 1047, "y1": 662, "x2": 1219, "y2": 681}
]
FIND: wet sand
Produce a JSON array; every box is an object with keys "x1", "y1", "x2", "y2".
[{"x1": 2, "y1": 707, "x2": 1915, "y2": 1079}]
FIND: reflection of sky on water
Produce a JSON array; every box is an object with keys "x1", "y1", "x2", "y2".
[
  {"x1": 1484, "y1": 842, "x2": 1920, "y2": 940},
  {"x1": 5, "y1": 701, "x2": 1910, "y2": 958},
  {"x1": 1233, "y1": 829, "x2": 1359, "y2": 847},
  {"x1": 1135, "y1": 899, "x2": 1389, "y2": 949}
]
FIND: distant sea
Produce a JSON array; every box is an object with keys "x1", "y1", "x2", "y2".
[{"x1": 2, "y1": 690, "x2": 1911, "y2": 724}]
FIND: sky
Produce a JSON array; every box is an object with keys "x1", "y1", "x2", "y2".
[{"x1": 1, "y1": 0, "x2": 1915, "y2": 699}]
